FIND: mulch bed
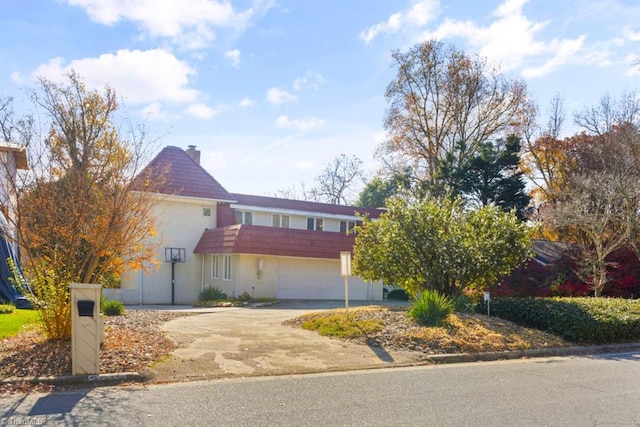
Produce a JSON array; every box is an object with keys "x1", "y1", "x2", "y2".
[{"x1": 0, "y1": 310, "x2": 190, "y2": 395}]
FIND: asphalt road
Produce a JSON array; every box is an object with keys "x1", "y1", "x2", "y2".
[{"x1": 2, "y1": 351, "x2": 639, "y2": 426}]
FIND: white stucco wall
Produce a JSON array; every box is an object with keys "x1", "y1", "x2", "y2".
[
  {"x1": 200, "y1": 253, "x2": 383, "y2": 302},
  {"x1": 118, "y1": 195, "x2": 217, "y2": 304}
]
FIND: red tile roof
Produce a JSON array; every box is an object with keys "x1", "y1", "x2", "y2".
[
  {"x1": 231, "y1": 193, "x2": 384, "y2": 219},
  {"x1": 134, "y1": 146, "x2": 234, "y2": 201},
  {"x1": 194, "y1": 224, "x2": 355, "y2": 259}
]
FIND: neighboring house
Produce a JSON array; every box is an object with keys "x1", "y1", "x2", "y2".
[
  {"x1": 110, "y1": 145, "x2": 384, "y2": 305},
  {"x1": 0, "y1": 142, "x2": 28, "y2": 249},
  {"x1": 531, "y1": 240, "x2": 573, "y2": 266}
]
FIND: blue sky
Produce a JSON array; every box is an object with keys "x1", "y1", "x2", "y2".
[{"x1": 2, "y1": 0, "x2": 640, "y2": 196}]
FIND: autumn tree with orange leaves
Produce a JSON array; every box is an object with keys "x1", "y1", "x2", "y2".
[
  {"x1": 524, "y1": 93, "x2": 640, "y2": 297},
  {"x1": 1, "y1": 72, "x2": 161, "y2": 338}
]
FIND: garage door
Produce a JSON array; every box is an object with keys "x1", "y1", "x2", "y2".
[{"x1": 276, "y1": 257, "x2": 368, "y2": 300}]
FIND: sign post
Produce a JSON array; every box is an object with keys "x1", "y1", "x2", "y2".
[
  {"x1": 340, "y1": 252, "x2": 352, "y2": 320},
  {"x1": 484, "y1": 291, "x2": 491, "y2": 316}
]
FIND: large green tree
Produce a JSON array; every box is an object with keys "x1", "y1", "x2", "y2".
[
  {"x1": 352, "y1": 197, "x2": 532, "y2": 297},
  {"x1": 380, "y1": 40, "x2": 528, "y2": 192}
]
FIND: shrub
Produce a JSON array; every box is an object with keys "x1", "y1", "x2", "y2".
[
  {"x1": 11, "y1": 262, "x2": 71, "y2": 340},
  {"x1": 452, "y1": 294, "x2": 474, "y2": 313},
  {"x1": 408, "y1": 290, "x2": 455, "y2": 326},
  {"x1": 198, "y1": 286, "x2": 227, "y2": 301},
  {"x1": 481, "y1": 297, "x2": 640, "y2": 344},
  {"x1": 387, "y1": 288, "x2": 409, "y2": 301},
  {"x1": 101, "y1": 299, "x2": 125, "y2": 316},
  {"x1": 0, "y1": 304, "x2": 15, "y2": 314},
  {"x1": 236, "y1": 291, "x2": 252, "y2": 302}
]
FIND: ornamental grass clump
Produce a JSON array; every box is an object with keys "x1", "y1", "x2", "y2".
[
  {"x1": 408, "y1": 290, "x2": 455, "y2": 326},
  {"x1": 198, "y1": 286, "x2": 227, "y2": 301}
]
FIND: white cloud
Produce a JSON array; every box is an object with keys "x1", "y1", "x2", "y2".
[
  {"x1": 624, "y1": 28, "x2": 640, "y2": 42},
  {"x1": 224, "y1": 49, "x2": 241, "y2": 67},
  {"x1": 140, "y1": 102, "x2": 166, "y2": 120},
  {"x1": 266, "y1": 87, "x2": 297, "y2": 105},
  {"x1": 184, "y1": 103, "x2": 223, "y2": 119},
  {"x1": 294, "y1": 160, "x2": 315, "y2": 171},
  {"x1": 360, "y1": 0, "x2": 441, "y2": 43},
  {"x1": 292, "y1": 70, "x2": 326, "y2": 91},
  {"x1": 31, "y1": 49, "x2": 199, "y2": 104},
  {"x1": 373, "y1": 131, "x2": 386, "y2": 145},
  {"x1": 419, "y1": 0, "x2": 550, "y2": 71},
  {"x1": 275, "y1": 115, "x2": 325, "y2": 132},
  {"x1": 522, "y1": 35, "x2": 588, "y2": 78},
  {"x1": 416, "y1": 0, "x2": 603, "y2": 77},
  {"x1": 65, "y1": 0, "x2": 271, "y2": 50},
  {"x1": 238, "y1": 98, "x2": 255, "y2": 108},
  {"x1": 624, "y1": 53, "x2": 640, "y2": 76}
]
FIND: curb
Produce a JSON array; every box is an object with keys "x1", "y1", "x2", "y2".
[
  {"x1": 426, "y1": 342, "x2": 640, "y2": 364},
  {"x1": 0, "y1": 372, "x2": 145, "y2": 388},
  {"x1": 2, "y1": 343, "x2": 639, "y2": 389}
]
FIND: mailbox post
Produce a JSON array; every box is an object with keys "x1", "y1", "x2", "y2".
[{"x1": 70, "y1": 283, "x2": 102, "y2": 375}]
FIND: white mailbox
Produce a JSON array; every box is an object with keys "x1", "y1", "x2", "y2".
[{"x1": 70, "y1": 283, "x2": 102, "y2": 375}]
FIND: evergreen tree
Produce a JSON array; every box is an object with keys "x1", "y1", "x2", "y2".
[
  {"x1": 437, "y1": 135, "x2": 530, "y2": 220},
  {"x1": 356, "y1": 168, "x2": 412, "y2": 208}
]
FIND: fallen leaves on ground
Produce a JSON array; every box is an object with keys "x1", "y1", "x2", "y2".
[
  {"x1": 2, "y1": 305, "x2": 571, "y2": 395},
  {"x1": 0, "y1": 310, "x2": 190, "y2": 395},
  {"x1": 283, "y1": 305, "x2": 570, "y2": 354}
]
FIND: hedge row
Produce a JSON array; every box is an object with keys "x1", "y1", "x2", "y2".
[{"x1": 478, "y1": 297, "x2": 640, "y2": 344}]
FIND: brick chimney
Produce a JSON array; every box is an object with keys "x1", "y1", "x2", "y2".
[{"x1": 186, "y1": 145, "x2": 201, "y2": 165}]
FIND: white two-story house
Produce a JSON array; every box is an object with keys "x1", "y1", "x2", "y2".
[{"x1": 113, "y1": 145, "x2": 384, "y2": 305}]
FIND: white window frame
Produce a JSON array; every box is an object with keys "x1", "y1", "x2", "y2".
[
  {"x1": 272, "y1": 214, "x2": 290, "y2": 228},
  {"x1": 211, "y1": 255, "x2": 219, "y2": 279},
  {"x1": 223, "y1": 255, "x2": 232, "y2": 281},
  {"x1": 235, "y1": 210, "x2": 253, "y2": 225},
  {"x1": 307, "y1": 217, "x2": 323, "y2": 231},
  {"x1": 203, "y1": 207, "x2": 212, "y2": 217},
  {"x1": 340, "y1": 220, "x2": 357, "y2": 233}
]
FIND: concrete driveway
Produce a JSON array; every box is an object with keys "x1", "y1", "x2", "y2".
[{"x1": 143, "y1": 300, "x2": 424, "y2": 383}]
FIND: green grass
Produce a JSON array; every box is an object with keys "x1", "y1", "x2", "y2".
[
  {"x1": 301, "y1": 313, "x2": 383, "y2": 338},
  {"x1": 0, "y1": 309, "x2": 41, "y2": 339}
]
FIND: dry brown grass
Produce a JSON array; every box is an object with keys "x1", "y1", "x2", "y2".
[{"x1": 285, "y1": 306, "x2": 569, "y2": 355}]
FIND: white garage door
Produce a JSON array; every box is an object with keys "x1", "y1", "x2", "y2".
[{"x1": 277, "y1": 257, "x2": 368, "y2": 300}]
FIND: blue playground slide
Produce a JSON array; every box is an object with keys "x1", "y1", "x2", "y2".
[{"x1": 0, "y1": 213, "x2": 32, "y2": 309}]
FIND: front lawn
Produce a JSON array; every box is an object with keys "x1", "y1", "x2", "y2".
[
  {"x1": 284, "y1": 306, "x2": 569, "y2": 354},
  {"x1": 0, "y1": 309, "x2": 40, "y2": 339}
]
